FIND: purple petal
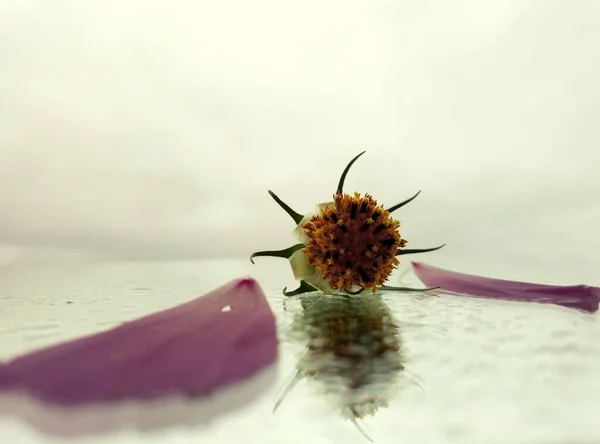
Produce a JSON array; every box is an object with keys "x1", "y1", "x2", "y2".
[
  {"x1": 0, "y1": 278, "x2": 278, "y2": 405},
  {"x1": 412, "y1": 261, "x2": 600, "y2": 313}
]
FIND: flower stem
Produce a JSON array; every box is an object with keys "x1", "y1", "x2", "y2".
[
  {"x1": 283, "y1": 280, "x2": 317, "y2": 297},
  {"x1": 336, "y1": 151, "x2": 366, "y2": 195},
  {"x1": 250, "y1": 243, "x2": 305, "y2": 264},
  {"x1": 268, "y1": 190, "x2": 304, "y2": 224},
  {"x1": 395, "y1": 244, "x2": 445, "y2": 256},
  {"x1": 381, "y1": 285, "x2": 439, "y2": 292},
  {"x1": 387, "y1": 190, "x2": 422, "y2": 213}
]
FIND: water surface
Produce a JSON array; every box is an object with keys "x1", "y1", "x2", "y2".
[{"x1": 0, "y1": 259, "x2": 598, "y2": 444}]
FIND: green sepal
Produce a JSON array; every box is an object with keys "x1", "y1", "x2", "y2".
[
  {"x1": 268, "y1": 190, "x2": 304, "y2": 224},
  {"x1": 336, "y1": 151, "x2": 366, "y2": 195},
  {"x1": 387, "y1": 190, "x2": 422, "y2": 213},
  {"x1": 283, "y1": 280, "x2": 318, "y2": 297},
  {"x1": 381, "y1": 285, "x2": 439, "y2": 292},
  {"x1": 395, "y1": 244, "x2": 445, "y2": 256},
  {"x1": 249, "y1": 243, "x2": 305, "y2": 264}
]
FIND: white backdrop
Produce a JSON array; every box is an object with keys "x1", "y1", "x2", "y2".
[{"x1": 1, "y1": 1, "x2": 599, "y2": 284}]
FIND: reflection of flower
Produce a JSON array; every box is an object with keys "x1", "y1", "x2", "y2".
[
  {"x1": 251, "y1": 152, "x2": 444, "y2": 296},
  {"x1": 275, "y1": 294, "x2": 407, "y2": 441}
]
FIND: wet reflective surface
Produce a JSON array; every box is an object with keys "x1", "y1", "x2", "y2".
[
  {"x1": 1, "y1": 259, "x2": 599, "y2": 443},
  {"x1": 276, "y1": 294, "x2": 407, "y2": 441}
]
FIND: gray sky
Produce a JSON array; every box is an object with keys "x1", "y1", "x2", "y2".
[{"x1": 1, "y1": 1, "x2": 599, "y2": 283}]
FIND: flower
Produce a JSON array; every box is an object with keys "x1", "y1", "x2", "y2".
[
  {"x1": 0, "y1": 278, "x2": 278, "y2": 406},
  {"x1": 412, "y1": 261, "x2": 600, "y2": 313},
  {"x1": 251, "y1": 152, "x2": 444, "y2": 296}
]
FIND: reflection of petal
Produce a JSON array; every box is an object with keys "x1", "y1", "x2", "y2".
[
  {"x1": 412, "y1": 261, "x2": 600, "y2": 313},
  {"x1": 289, "y1": 249, "x2": 314, "y2": 279},
  {"x1": 0, "y1": 278, "x2": 278, "y2": 405},
  {"x1": 291, "y1": 214, "x2": 313, "y2": 244}
]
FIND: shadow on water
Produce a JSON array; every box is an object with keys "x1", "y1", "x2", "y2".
[{"x1": 276, "y1": 293, "x2": 415, "y2": 442}]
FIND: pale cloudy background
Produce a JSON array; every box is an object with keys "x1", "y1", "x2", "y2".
[{"x1": 0, "y1": 0, "x2": 598, "y2": 283}]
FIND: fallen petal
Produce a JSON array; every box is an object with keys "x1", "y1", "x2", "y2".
[
  {"x1": 0, "y1": 278, "x2": 278, "y2": 405},
  {"x1": 411, "y1": 261, "x2": 600, "y2": 313}
]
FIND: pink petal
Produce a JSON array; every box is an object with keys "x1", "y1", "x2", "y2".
[
  {"x1": 0, "y1": 278, "x2": 278, "y2": 405},
  {"x1": 412, "y1": 261, "x2": 600, "y2": 313}
]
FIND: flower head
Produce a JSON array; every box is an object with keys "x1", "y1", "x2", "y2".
[
  {"x1": 303, "y1": 192, "x2": 405, "y2": 292},
  {"x1": 251, "y1": 152, "x2": 444, "y2": 296}
]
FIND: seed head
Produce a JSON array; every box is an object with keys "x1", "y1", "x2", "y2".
[{"x1": 303, "y1": 192, "x2": 407, "y2": 293}]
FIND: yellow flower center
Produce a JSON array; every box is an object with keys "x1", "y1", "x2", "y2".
[{"x1": 302, "y1": 192, "x2": 407, "y2": 293}]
